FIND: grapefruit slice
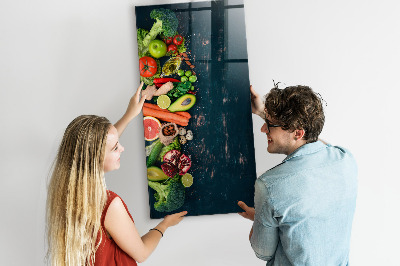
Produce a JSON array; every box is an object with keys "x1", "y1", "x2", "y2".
[{"x1": 143, "y1": 116, "x2": 161, "y2": 141}]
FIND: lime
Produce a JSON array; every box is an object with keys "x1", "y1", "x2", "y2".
[
  {"x1": 181, "y1": 76, "x2": 188, "y2": 82},
  {"x1": 189, "y1": 75, "x2": 197, "y2": 82},
  {"x1": 178, "y1": 69, "x2": 185, "y2": 76},
  {"x1": 157, "y1": 95, "x2": 171, "y2": 109},
  {"x1": 185, "y1": 70, "x2": 192, "y2": 77},
  {"x1": 181, "y1": 173, "x2": 193, "y2": 188}
]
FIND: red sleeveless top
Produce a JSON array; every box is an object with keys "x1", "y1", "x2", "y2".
[{"x1": 94, "y1": 190, "x2": 138, "y2": 266}]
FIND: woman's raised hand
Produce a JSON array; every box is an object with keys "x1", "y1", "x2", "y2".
[
  {"x1": 125, "y1": 81, "x2": 147, "y2": 120},
  {"x1": 114, "y1": 82, "x2": 147, "y2": 136}
]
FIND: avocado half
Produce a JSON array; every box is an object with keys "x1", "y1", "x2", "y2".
[
  {"x1": 147, "y1": 166, "x2": 169, "y2": 182},
  {"x1": 168, "y1": 94, "x2": 196, "y2": 112}
]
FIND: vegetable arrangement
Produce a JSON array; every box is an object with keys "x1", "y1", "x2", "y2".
[{"x1": 137, "y1": 8, "x2": 198, "y2": 213}]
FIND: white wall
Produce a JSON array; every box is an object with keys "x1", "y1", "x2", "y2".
[{"x1": 1, "y1": 0, "x2": 399, "y2": 265}]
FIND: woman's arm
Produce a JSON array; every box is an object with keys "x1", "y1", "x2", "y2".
[
  {"x1": 104, "y1": 197, "x2": 187, "y2": 263},
  {"x1": 114, "y1": 82, "x2": 146, "y2": 137}
]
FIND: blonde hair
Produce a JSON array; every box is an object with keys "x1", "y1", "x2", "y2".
[{"x1": 46, "y1": 115, "x2": 111, "y2": 266}]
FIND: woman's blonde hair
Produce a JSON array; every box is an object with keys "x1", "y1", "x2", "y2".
[{"x1": 46, "y1": 115, "x2": 111, "y2": 265}]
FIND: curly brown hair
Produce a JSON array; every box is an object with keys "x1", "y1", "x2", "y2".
[{"x1": 264, "y1": 85, "x2": 325, "y2": 143}]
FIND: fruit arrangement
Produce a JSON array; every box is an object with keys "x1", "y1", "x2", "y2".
[{"x1": 137, "y1": 8, "x2": 198, "y2": 213}]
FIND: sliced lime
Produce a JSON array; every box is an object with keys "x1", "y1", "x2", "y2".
[
  {"x1": 181, "y1": 173, "x2": 193, "y2": 188},
  {"x1": 157, "y1": 95, "x2": 171, "y2": 109}
]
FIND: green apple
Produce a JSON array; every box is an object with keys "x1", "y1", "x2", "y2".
[{"x1": 149, "y1": 40, "x2": 167, "y2": 58}]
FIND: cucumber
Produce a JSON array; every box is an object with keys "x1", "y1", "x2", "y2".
[{"x1": 146, "y1": 140, "x2": 164, "y2": 167}]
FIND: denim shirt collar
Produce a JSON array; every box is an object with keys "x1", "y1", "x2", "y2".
[{"x1": 283, "y1": 141, "x2": 327, "y2": 163}]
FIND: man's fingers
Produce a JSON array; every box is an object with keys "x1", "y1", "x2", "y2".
[
  {"x1": 238, "y1": 212, "x2": 247, "y2": 218},
  {"x1": 238, "y1": 201, "x2": 249, "y2": 211},
  {"x1": 250, "y1": 85, "x2": 258, "y2": 97}
]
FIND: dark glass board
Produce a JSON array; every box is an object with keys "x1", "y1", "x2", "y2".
[{"x1": 135, "y1": 0, "x2": 256, "y2": 218}]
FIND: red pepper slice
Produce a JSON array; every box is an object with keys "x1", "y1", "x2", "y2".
[{"x1": 153, "y1": 78, "x2": 180, "y2": 84}]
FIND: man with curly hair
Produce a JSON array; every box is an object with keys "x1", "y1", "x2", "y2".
[{"x1": 238, "y1": 84, "x2": 357, "y2": 266}]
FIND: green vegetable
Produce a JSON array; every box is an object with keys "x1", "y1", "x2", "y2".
[
  {"x1": 185, "y1": 70, "x2": 192, "y2": 77},
  {"x1": 189, "y1": 75, "x2": 197, "y2": 82},
  {"x1": 177, "y1": 38, "x2": 187, "y2": 54},
  {"x1": 181, "y1": 76, "x2": 188, "y2": 82},
  {"x1": 177, "y1": 69, "x2": 185, "y2": 76},
  {"x1": 137, "y1": 28, "x2": 150, "y2": 57},
  {"x1": 146, "y1": 140, "x2": 164, "y2": 167},
  {"x1": 136, "y1": 8, "x2": 178, "y2": 57},
  {"x1": 158, "y1": 137, "x2": 181, "y2": 162},
  {"x1": 148, "y1": 176, "x2": 185, "y2": 212},
  {"x1": 150, "y1": 9, "x2": 179, "y2": 37},
  {"x1": 166, "y1": 81, "x2": 192, "y2": 101}
]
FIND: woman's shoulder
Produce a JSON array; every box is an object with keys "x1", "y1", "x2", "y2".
[
  {"x1": 107, "y1": 190, "x2": 119, "y2": 201},
  {"x1": 105, "y1": 190, "x2": 134, "y2": 222}
]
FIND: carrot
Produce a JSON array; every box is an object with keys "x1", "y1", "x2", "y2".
[
  {"x1": 143, "y1": 106, "x2": 189, "y2": 126},
  {"x1": 175, "y1": 111, "x2": 191, "y2": 119},
  {"x1": 143, "y1": 103, "x2": 191, "y2": 119}
]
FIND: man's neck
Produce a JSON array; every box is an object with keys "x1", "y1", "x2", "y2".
[{"x1": 286, "y1": 140, "x2": 307, "y2": 155}]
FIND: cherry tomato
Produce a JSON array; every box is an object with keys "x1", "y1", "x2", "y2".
[
  {"x1": 139, "y1": 56, "x2": 157, "y2": 77},
  {"x1": 163, "y1": 36, "x2": 173, "y2": 45},
  {"x1": 173, "y1": 34, "x2": 183, "y2": 45},
  {"x1": 167, "y1": 44, "x2": 178, "y2": 53}
]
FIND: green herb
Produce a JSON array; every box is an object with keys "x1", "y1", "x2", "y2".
[{"x1": 166, "y1": 81, "x2": 192, "y2": 101}]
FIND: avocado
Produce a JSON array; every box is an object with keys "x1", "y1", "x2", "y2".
[
  {"x1": 147, "y1": 166, "x2": 169, "y2": 181},
  {"x1": 168, "y1": 94, "x2": 196, "y2": 112}
]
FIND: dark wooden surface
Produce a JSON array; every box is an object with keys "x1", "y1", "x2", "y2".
[{"x1": 136, "y1": 0, "x2": 257, "y2": 218}]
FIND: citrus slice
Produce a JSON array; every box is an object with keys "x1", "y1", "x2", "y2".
[
  {"x1": 181, "y1": 173, "x2": 193, "y2": 188},
  {"x1": 157, "y1": 95, "x2": 171, "y2": 109},
  {"x1": 143, "y1": 116, "x2": 161, "y2": 141}
]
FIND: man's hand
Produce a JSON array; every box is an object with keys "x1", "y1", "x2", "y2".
[
  {"x1": 238, "y1": 201, "x2": 255, "y2": 221},
  {"x1": 250, "y1": 85, "x2": 265, "y2": 119}
]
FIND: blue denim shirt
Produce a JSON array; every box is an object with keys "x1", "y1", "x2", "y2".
[{"x1": 250, "y1": 141, "x2": 357, "y2": 266}]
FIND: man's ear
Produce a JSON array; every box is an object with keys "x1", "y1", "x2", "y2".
[{"x1": 294, "y1": 129, "x2": 305, "y2": 141}]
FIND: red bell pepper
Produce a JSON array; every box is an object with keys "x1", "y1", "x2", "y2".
[{"x1": 153, "y1": 78, "x2": 180, "y2": 84}]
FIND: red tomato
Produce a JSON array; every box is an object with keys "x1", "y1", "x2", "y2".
[
  {"x1": 173, "y1": 34, "x2": 183, "y2": 45},
  {"x1": 139, "y1": 56, "x2": 157, "y2": 77},
  {"x1": 163, "y1": 36, "x2": 173, "y2": 45},
  {"x1": 167, "y1": 44, "x2": 178, "y2": 53}
]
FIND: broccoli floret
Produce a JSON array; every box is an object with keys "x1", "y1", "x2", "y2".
[
  {"x1": 137, "y1": 8, "x2": 178, "y2": 57},
  {"x1": 148, "y1": 176, "x2": 185, "y2": 212},
  {"x1": 150, "y1": 8, "x2": 179, "y2": 37}
]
